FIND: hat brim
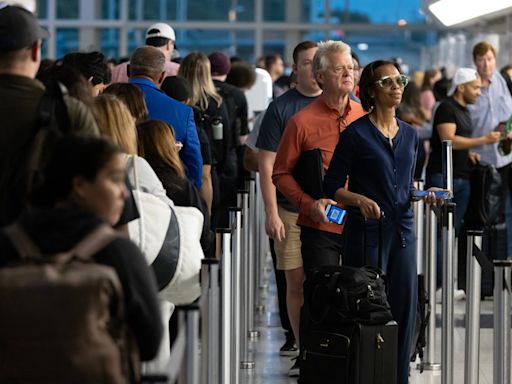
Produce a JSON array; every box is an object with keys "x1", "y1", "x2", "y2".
[{"x1": 447, "y1": 84, "x2": 456, "y2": 97}]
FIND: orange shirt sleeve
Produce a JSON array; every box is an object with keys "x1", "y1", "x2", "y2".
[{"x1": 272, "y1": 117, "x2": 315, "y2": 218}]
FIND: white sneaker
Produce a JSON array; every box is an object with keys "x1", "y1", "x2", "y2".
[
  {"x1": 454, "y1": 289, "x2": 466, "y2": 301},
  {"x1": 435, "y1": 288, "x2": 466, "y2": 303}
]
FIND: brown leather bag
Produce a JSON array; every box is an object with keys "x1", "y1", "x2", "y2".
[{"x1": 0, "y1": 223, "x2": 140, "y2": 384}]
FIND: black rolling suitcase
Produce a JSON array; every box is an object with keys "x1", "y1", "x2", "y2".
[
  {"x1": 299, "y1": 215, "x2": 398, "y2": 384},
  {"x1": 300, "y1": 321, "x2": 398, "y2": 384}
]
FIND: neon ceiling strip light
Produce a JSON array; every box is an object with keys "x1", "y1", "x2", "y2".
[{"x1": 429, "y1": 0, "x2": 512, "y2": 26}]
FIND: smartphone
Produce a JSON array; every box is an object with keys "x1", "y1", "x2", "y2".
[
  {"x1": 325, "y1": 204, "x2": 347, "y2": 225},
  {"x1": 413, "y1": 190, "x2": 452, "y2": 199}
]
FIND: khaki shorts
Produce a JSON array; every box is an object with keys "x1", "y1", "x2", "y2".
[{"x1": 274, "y1": 206, "x2": 302, "y2": 270}]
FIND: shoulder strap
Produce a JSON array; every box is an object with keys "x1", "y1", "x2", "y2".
[
  {"x1": 3, "y1": 223, "x2": 43, "y2": 260},
  {"x1": 3, "y1": 222, "x2": 119, "y2": 263},
  {"x1": 71, "y1": 224, "x2": 120, "y2": 261}
]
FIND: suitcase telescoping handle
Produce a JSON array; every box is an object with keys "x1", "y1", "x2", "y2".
[{"x1": 363, "y1": 211, "x2": 384, "y2": 270}]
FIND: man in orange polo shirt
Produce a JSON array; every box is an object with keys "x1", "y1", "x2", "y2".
[{"x1": 272, "y1": 40, "x2": 365, "y2": 276}]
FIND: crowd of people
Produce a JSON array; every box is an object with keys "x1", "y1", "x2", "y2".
[{"x1": 1, "y1": 4, "x2": 512, "y2": 384}]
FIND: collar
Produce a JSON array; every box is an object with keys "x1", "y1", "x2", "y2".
[
  {"x1": 318, "y1": 94, "x2": 352, "y2": 119},
  {"x1": 128, "y1": 77, "x2": 160, "y2": 90},
  {"x1": 0, "y1": 74, "x2": 44, "y2": 90}
]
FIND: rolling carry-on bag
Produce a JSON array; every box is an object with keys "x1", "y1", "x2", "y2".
[
  {"x1": 299, "y1": 215, "x2": 398, "y2": 384},
  {"x1": 300, "y1": 321, "x2": 398, "y2": 384}
]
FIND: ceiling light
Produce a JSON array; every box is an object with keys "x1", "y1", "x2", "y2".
[
  {"x1": 357, "y1": 43, "x2": 368, "y2": 51},
  {"x1": 429, "y1": 0, "x2": 512, "y2": 26}
]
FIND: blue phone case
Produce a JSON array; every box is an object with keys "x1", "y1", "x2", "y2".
[
  {"x1": 325, "y1": 205, "x2": 346, "y2": 225},
  {"x1": 413, "y1": 190, "x2": 451, "y2": 199}
]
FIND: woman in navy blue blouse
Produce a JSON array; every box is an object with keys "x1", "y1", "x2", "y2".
[{"x1": 324, "y1": 60, "x2": 420, "y2": 384}]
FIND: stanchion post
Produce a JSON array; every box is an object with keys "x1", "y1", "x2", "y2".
[
  {"x1": 493, "y1": 260, "x2": 512, "y2": 384},
  {"x1": 423, "y1": 205, "x2": 441, "y2": 371},
  {"x1": 254, "y1": 172, "x2": 265, "y2": 313},
  {"x1": 441, "y1": 140, "x2": 455, "y2": 384},
  {"x1": 247, "y1": 178, "x2": 259, "y2": 340},
  {"x1": 217, "y1": 230, "x2": 232, "y2": 384},
  {"x1": 229, "y1": 208, "x2": 242, "y2": 384},
  {"x1": 414, "y1": 179, "x2": 425, "y2": 275},
  {"x1": 464, "y1": 231, "x2": 483, "y2": 384},
  {"x1": 200, "y1": 258, "x2": 220, "y2": 384},
  {"x1": 441, "y1": 202, "x2": 455, "y2": 384},
  {"x1": 236, "y1": 190, "x2": 255, "y2": 370},
  {"x1": 177, "y1": 305, "x2": 200, "y2": 384}
]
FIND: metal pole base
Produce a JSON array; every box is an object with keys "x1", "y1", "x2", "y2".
[
  {"x1": 422, "y1": 363, "x2": 441, "y2": 371},
  {"x1": 249, "y1": 330, "x2": 260, "y2": 340},
  {"x1": 240, "y1": 361, "x2": 255, "y2": 369}
]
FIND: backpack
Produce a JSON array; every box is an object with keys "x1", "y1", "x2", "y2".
[
  {"x1": 0, "y1": 81, "x2": 71, "y2": 225},
  {"x1": 0, "y1": 223, "x2": 138, "y2": 384},
  {"x1": 465, "y1": 163, "x2": 504, "y2": 228}
]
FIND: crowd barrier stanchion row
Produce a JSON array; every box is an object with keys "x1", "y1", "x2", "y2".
[
  {"x1": 464, "y1": 230, "x2": 483, "y2": 384},
  {"x1": 200, "y1": 258, "x2": 221, "y2": 384},
  {"x1": 441, "y1": 140, "x2": 455, "y2": 384},
  {"x1": 493, "y1": 260, "x2": 512, "y2": 384},
  {"x1": 168, "y1": 174, "x2": 267, "y2": 384}
]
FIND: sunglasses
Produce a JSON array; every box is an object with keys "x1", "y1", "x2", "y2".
[{"x1": 374, "y1": 75, "x2": 409, "y2": 88}]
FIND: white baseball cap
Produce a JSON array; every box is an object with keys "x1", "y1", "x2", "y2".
[
  {"x1": 145, "y1": 22, "x2": 175, "y2": 42},
  {"x1": 447, "y1": 67, "x2": 479, "y2": 96}
]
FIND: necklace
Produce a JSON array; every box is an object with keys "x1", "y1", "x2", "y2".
[{"x1": 369, "y1": 113, "x2": 398, "y2": 147}]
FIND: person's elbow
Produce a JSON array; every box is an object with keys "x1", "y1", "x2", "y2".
[{"x1": 243, "y1": 147, "x2": 259, "y2": 172}]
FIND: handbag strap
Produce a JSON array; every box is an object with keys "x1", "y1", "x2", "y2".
[{"x1": 363, "y1": 211, "x2": 384, "y2": 269}]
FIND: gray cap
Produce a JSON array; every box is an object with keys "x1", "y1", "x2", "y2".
[{"x1": 0, "y1": 5, "x2": 49, "y2": 51}]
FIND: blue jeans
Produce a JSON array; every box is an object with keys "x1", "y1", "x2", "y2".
[{"x1": 426, "y1": 173, "x2": 471, "y2": 286}]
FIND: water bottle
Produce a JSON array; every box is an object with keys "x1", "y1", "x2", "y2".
[
  {"x1": 211, "y1": 116, "x2": 223, "y2": 141},
  {"x1": 498, "y1": 114, "x2": 512, "y2": 156}
]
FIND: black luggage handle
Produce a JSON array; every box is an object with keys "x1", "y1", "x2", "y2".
[{"x1": 363, "y1": 211, "x2": 384, "y2": 270}]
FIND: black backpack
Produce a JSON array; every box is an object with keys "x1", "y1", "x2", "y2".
[
  {"x1": 0, "y1": 81, "x2": 70, "y2": 226},
  {"x1": 465, "y1": 163, "x2": 504, "y2": 229}
]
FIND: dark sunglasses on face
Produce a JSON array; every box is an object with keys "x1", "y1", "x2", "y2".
[{"x1": 374, "y1": 75, "x2": 409, "y2": 88}]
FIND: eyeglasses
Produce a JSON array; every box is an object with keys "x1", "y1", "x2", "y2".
[{"x1": 374, "y1": 75, "x2": 409, "y2": 88}]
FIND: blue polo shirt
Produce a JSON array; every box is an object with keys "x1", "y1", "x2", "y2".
[
  {"x1": 130, "y1": 77, "x2": 203, "y2": 188},
  {"x1": 324, "y1": 115, "x2": 418, "y2": 244}
]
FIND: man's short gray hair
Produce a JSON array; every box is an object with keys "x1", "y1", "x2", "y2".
[
  {"x1": 129, "y1": 46, "x2": 166, "y2": 80},
  {"x1": 312, "y1": 40, "x2": 352, "y2": 76}
]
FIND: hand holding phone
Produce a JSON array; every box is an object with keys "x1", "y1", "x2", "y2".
[
  {"x1": 413, "y1": 189, "x2": 452, "y2": 200},
  {"x1": 325, "y1": 204, "x2": 347, "y2": 225}
]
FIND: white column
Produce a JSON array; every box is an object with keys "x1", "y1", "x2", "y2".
[
  {"x1": 79, "y1": 0, "x2": 100, "y2": 51},
  {"x1": 47, "y1": 0, "x2": 57, "y2": 58}
]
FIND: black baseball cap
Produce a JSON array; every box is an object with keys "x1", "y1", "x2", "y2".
[{"x1": 0, "y1": 5, "x2": 49, "y2": 51}]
